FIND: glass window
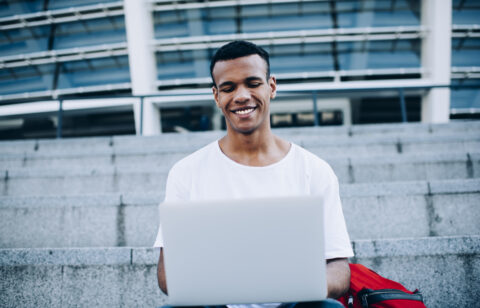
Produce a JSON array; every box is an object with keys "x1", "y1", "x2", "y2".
[
  {"x1": 54, "y1": 16, "x2": 126, "y2": 49},
  {"x1": 452, "y1": 0, "x2": 480, "y2": 24},
  {"x1": 57, "y1": 56, "x2": 130, "y2": 88},
  {"x1": 452, "y1": 38, "x2": 480, "y2": 67},
  {"x1": 451, "y1": 79, "x2": 480, "y2": 109},
  {"x1": 0, "y1": 0, "x2": 119, "y2": 17},
  {"x1": 337, "y1": 0, "x2": 420, "y2": 28},
  {"x1": 0, "y1": 27, "x2": 50, "y2": 56},
  {"x1": 338, "y1": 40, "x2": 420, "y2": 70},
  {"x1": 157, "y1": 50, "x2": 198, "y2": 80},
  {"x1": 154, "y1": 10, "x2": 190, "y2": 39},
  {"x1": 0, "y1": 64, "x2": 55, "y2": 95}
]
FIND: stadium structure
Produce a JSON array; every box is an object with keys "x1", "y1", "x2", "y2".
[
  {"x1": 1, "y1": 1, "x2": 480, "y2": 307},
  {"x1": 0, "y1": 0, "x2": 479, "y2": 139}
]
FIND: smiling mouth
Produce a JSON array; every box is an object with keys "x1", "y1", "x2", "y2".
[{"x1": 232, "y1": 107, "x2": 256, "y2": 115}]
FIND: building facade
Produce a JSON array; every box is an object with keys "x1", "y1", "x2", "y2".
[{"x1": 0, "y1": 0, "x2": 479, "y2": 139}]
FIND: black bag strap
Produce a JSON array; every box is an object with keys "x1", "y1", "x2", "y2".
[{"x1": 358, "y1": 289, "x2": 424, "y2": 308}]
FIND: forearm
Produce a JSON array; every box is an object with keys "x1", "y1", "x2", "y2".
[
  {"x1": 157, "y1": 248, "x2": 168, "y2": 294},
  {"x1": 326, "y1": 258, "x2": 350, "y2": 299}
]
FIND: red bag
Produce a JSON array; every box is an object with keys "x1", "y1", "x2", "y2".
[{"x1": 337, "y1": 264, "x2": 426, "y2": 308}]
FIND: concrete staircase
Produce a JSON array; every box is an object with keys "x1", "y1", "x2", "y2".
[{"x1": 1, "y1": 121, "x2": 479, "y2": 307}]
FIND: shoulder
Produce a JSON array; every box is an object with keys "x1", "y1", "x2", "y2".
[
  {"x1": 291, "y1": 143, "x2": 334, "y2": 172},
  {"x1": 169, "y1": 140, "x2": 218, "y2": 175},
  {"x1": 289, "y1": 143, "x2": 338, "y2": 188}
]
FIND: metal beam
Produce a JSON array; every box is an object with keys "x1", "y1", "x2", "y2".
[
  {"x1": 151, "y1": 0, "x2": 327, "y2": 12},
  {"x1": 152, "y1": 26, "x2": 424, "y2": 53},
  {"x1": 0, "y1": 42, "x2": 128, "y2": 69},
  {"x1": 0, "y1": 82, "x2": 131, "y2": 102},
  {"x1": 0, "y1": 2, "x2": 124, "y2": 30},
  {"x1": 399, "y1": 88, "x2": 407, "y2": 122},
  {"x1": 0, "y1": 25, "x2": 424, "y2": 69},
  {"x1": 0, "y1": 79, "x2": 460, "y2": 122},
  {"x1": 451, "y1": 67, "x2": 480, "y2": 79},
  {"x1": 153, "y1": 68, "x2": 425, "y2": 88},
  {"x1": 451, "y1": 24, "x2": 480, "y2": 38},
  {"x1": 56, "y1": 99, "x2": 63, "y2": 138}
]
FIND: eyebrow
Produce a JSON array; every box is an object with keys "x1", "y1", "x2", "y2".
[
  {"x1": 245, "y1": 76, "x2": 263, "y2": 82},
  {"x1": 218, "y1": 81, "x2": 235, "y2": 89},
  {"x1": 218, "y1": 76, "x2": 264, "y2": 88}
]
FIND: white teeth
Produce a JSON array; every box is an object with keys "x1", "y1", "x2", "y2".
[{"x1": 235, "y1": 108, "x2": 254, "y2": 115}]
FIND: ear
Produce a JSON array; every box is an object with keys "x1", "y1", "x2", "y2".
[
  {"x1": 212, "y1": 86, "x2": 220, "y2": 108},
  {"x1": 269, "y1": 75, "x2": 277, "y2": 100}
]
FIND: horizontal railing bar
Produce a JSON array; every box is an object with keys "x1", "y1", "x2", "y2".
[
  {"x1": 0, "y1": 83, "x2": 132, "y2": 102},
  {"x1": 2, "y1": 65, "x2": 477, "y2": 103},
  {"x1": 452, "y1": 24, "x2": 480, "y2": 31},
  {"x1": 0, "y1": 26, "x2": 423, "y2": 69},
  {"x1": 151, "y1": 0, "x2": 327, "y2": 12},
  {"x1": 0, "y1": 42, "x2": 128, "y2": 69},
  {"x1": 450, "y1": 107, "x2": 480, "y2": 114},
  {"x1": 0, "y1": 2, "x2": 124, "y2": 30},
  {"x1": 0, "y1": 79, "x2": 452, "y2": 103},
  {"x1": 153, "y1": 26, "x2": 424, "y2": 45},
  {"x1": 154, "y1": 68, "x2": 424, "y2": 87},
  {"x1": 152, "y1": 27, "x2": 424, "y2": 53},
  {"x1": 451, "y1": 66, "x2": 480, "y2": 79}
]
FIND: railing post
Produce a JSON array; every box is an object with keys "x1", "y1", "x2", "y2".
[
  {"x1": 399, "y1": 88, "x2": 408, "y2": 123},
  {"x1": 139, "y1": 96, "x2": 144, "y2": 136},
  {"x1": 312, "y1": 91, "x2": 319, "y2": 126},
  {"x1": 56, "y1": 99, "x2": 63, "y2": 138}
]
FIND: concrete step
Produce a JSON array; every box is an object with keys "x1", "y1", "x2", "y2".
[
  {"x1": 1, "y1": 121, "x2": 479, "y2": 156},
  {"x1": 0, "y1": 235, "x2": 478, "y2": 308},
  {"x1": 1, "y1": 152, "x2": 478, "y2": 196},
  {"x1": 1, "y1": 133, "x2": 479, "y2": 169},
  {"x1": 1, "y1": 179, "x2": 478, "y2": 248},
  {"x1": 276, "y1": 120, "x2": 480, "y2": 138}
]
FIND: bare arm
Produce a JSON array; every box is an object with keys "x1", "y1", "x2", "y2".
[
  {"x1": 326, "y1": 258, "x2": 350, "y2": 299},
  {"x1": 157, "y1": 248, "x2": 168, "y2": 294}
]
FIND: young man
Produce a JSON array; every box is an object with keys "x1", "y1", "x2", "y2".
[{"x1": 154, "y1": 41, "x2": 353, "y2": 307}]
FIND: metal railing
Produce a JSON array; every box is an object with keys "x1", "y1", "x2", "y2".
[
  {"x1": 451, "y1": 24, "x2": 480, "y2": 38},
  {"x1": 0, "y1": 65, "x2": 431, "y2": 102},
  {"x1": 3, "y1": 80, "x2": 478, "y2": 138},
  {"x1": 152, "y1": 26, "x2": 424, "y2": 52},
  {"x1": 0, "y1": 2, "x2": 124, "y2": 31},
  {"x1": 45, "y1": 81, "x2": 451, "y2": 138},
  {"x1": 151, "y1": 0, "x2": 327, "y2": 12},
  {"x1": 0, "y1": 42, "x2": 128, "y2": 69}
]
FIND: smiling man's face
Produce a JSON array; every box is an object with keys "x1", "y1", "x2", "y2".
[{"x1": 212, "y1": 54, "x2": 277, "y2": 135}]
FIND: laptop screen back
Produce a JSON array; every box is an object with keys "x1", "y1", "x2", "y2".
[{"x1": 160, "y1": 195, "x2": 327, "y2": 306}]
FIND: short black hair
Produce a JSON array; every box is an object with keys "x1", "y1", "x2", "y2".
[{"x1": 210, "y1": 40, "x2": 270, "y2": 86}]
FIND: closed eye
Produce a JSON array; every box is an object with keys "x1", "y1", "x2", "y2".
[
  {"x1": 245, "y1": 76, "x2": 263, "y2": 88},
  {"x1": 221, "y1": 86, "x2": 234, "y2": 93}
]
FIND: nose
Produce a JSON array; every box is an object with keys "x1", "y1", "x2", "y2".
[{"x1": 233, "y1": 86, "x2": 251, "y2": 104}]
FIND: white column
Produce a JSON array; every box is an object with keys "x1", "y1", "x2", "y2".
[
  {"x1": 124, "y1": 0, "x2": 161, "y2": 134},
  {"x1": 421, "y1": 0, "x2": 452, "y2": 123}
]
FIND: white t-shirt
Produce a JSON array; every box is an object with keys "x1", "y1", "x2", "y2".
[{"x1": 154, "y1": 140, "x2": 354, "y2": 306}]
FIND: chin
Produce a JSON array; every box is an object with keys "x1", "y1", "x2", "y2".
[
  {"x1": 231, "y1": 126, "x2": 256, "y2": 135},
  {"x1": 227, "y1": 117, "x2": 267, "y2": 135},
  {"x1": 238, "y1": 128, "x2": 256, "y2": 135},
  {"x1": 227, "y1": 122, "x2": 258, "y2": 135}
]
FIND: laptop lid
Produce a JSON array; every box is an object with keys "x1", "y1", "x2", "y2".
[{"x1": 160, "y1": 195, "x2": 327, "y2": 306}]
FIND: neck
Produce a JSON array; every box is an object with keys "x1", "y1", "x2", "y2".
[
  {"x1": 222, "y1": 124, "x2": 273, "y2": 153},
  {"x1": 219, "y1": 125, "x2": 290, "y2": 167}
]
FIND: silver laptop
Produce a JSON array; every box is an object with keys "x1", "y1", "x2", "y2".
[{"x1": 159, "y1": 195, "x2": 327, "y2": 306}]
